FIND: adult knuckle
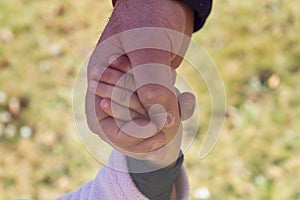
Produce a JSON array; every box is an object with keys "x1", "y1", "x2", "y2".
[{"x1": 103, "y1": 68, "x2": 113, "y2": 81}]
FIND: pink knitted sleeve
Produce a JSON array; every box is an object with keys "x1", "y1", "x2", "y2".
[{"x1": 57, "y1": 151, "x2": 189, "y2": 200}]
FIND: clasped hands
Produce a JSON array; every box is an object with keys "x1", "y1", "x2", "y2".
[
  {"x1": 85, "y1": 0, "x2": 195, "y2": 167},
  {"x1": 87, "y1": 53, "x2": 195, "y2": 164}
]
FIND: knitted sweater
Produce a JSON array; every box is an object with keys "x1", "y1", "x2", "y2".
[{"x1": 57, "y1": 151, "x2": 189, "y2": 200}]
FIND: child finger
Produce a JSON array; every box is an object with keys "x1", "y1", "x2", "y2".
[
  {"x1": 99, "y1": 118, "x2": 157, "y2": 148},
  {"x1": 100, "y1": 99, "x2": 143, "y2": 121},
  {"x1": 90, "y1": 67, "x2": 136, "y2": 92},
  {"x1": 88, "y1": 81, "x2": 147, "y2": 116}
]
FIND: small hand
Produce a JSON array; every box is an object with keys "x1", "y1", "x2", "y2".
[
  {"x1": 87, "y1": 55, "x2": 195, "y2": 164},
  {"x1": 88, "y1": 55, "x2": 195, "y2": 123},
  {"x1": 85, "y1": 0, "x2": 195, "y2": 164}
]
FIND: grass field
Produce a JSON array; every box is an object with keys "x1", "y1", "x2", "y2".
[{"x1": 0, "y1": 0, "x2": 299, "y2": 199}]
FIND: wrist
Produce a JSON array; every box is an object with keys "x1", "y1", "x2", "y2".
[{"x1": 111, "y1": 0, "x2": 193, "y2": 34}]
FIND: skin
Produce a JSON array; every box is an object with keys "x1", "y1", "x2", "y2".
[{"x1": 86, "y1": 0, "x2": 195, "y2": 167}]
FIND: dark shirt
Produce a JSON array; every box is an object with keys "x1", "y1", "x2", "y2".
[
  {"x1": 112, "y1": 0, "x2": 213, "y2": 32},
  {"x1": 182, "y1": 0, "x2": 213, "y2": 32},
  {"x1": 127, "y1": 153, "x2": 184, "y2": 200}
]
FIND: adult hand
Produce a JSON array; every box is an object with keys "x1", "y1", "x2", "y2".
[
  {"x1": 86, "y1": 0, "x2": 195, "y2": 165},
  {"x1": 87, "y1": 55, "x2": 195, "y2": 160},
  {"x1": 89, "y1": 55, "x2": 195, "y2": 122}
]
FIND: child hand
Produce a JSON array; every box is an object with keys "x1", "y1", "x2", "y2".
[{"x1": 87, "y1": 55, "x2": 195, "y2": 165}]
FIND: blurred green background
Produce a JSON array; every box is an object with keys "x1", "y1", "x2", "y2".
[{"x1": 0, "y1": 0, "x2": 299, "y2": 199}]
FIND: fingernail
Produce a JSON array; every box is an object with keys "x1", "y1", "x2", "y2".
[
  {"x1": 89, "y1": 80, "x2": 98, "y2": 90},
  {"x1": 165, "y1": 113, "x2": 175, "y2": 127},
  {"x1": 151, "y1": 142, "x2": 165, "y2": 151},
  {"x1": 101, "y1": 100, "x2": 109, "y2": 108}
]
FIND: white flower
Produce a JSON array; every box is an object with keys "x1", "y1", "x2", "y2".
[
  {"x1": 49, "y1": 43, "x2": 62, "y2": 57},
  {"x1": 20, "y1": 126, "x2": 33, "y2": 139},
  {"x1": 193, "y1": 187, "x2": 211, "y2": 200}
]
